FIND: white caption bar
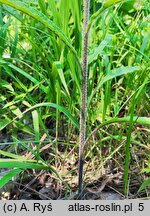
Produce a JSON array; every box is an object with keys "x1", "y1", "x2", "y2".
[{"x1": 0, "y1": 200, "x2": 149, "y2": 216}]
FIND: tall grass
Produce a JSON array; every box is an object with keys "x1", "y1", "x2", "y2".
[{"x1": 0, "y1": 0, "x2": 149, "y2": 199}]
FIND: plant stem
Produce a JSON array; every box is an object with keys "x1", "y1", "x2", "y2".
[{"x1": 78, "y1": 0, "x2": 90, "y2": 199}]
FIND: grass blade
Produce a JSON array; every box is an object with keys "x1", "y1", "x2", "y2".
[
  {"x1": 100, "y1": 66, "x2": 141, "y2": 86},
  {"x1": 0, "y1": 149, "x2": 35, "y2": 161},
  {"x1": 0, "y1": 118, "x2": 11, "y2": 131},
  {"x1": 0, "y1": 168, "x2": 22, "y2": 189},
  {"x1": 138, "y1": 178, "x2": 150, "y2": 192},
  {"x1": 32, "y1": 110, "x2": 40, "y2": 161},
  {"x1": 0, "y1": 159, "x2": 49, "y2": 170},
  {"x1": 88, "y1": 34, "x2": 112, "y2": 64}
]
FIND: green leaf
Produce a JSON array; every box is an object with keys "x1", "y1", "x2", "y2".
[
  {"x1": 32, "y1": 110, "x2": 40, "y2": 160},
  {"x1": 0, "y1": 118, "x2": 11, "y2": 131},
  {"x1": 38, "y1": 0, "x2": 48, "y2": 15},
  {"x1": 1, "y1": 103, "x2": 79, "y2": 133},
  {"x1": 10, "y1": 106, "x2": 23, "y2": 118},
  {"x1": 120, "y1": 0, "x2": 136, "y2": 12},
  {"x1": 0, "y1": 0, "x2": 79, "y2": 61},
  {"x1": 0, "y1": 80, "x2": 14, "y2": 92},
  {"x1": 138, "y1": 178, "x2": 150, "y2": 192},
  {"x1": 88, "y1": 0, "x2": 125, "y2": 32},
  {"x1": 88, "y1": 66, "x2": 141, "y2": 107},
  {"x1": 88, "y1": 35, "x2": 112, "y2": 64},
  {"x1": 3, "y1": 94, "x2": 26, "y2": 109},
  {"x1": 100, "y1": 66, "x2": 141, "y2": 86},
  {"x1": 12, "y1": 137, "x2": 46, "y2": 165},
  {"x1": 106, "y1": 116, "x2": 150, "y2": 126},
  {"x1": 0, "y1": 168, "x2": 22, "y2": 189},
  {"x1": 0, "y1": 159, "x2": 49, "y2": 170},
  {"x1": 0, "y1": 149, "x2": 35, "y2": 161},
  {"x1": 85, "y1": 116, "x2": 150, "y2": 148},
  {"x1": 54, "y1": 61, "x2": 70, "y2": 97},
  {"x1": 0, "y1": 60, "x2": 47, "y2": 93},
  {"x1": 0, "y1": 61, "x2": 28, "y2": 92},
  {"x1": 32, "y1": 110, "x2": 40, "y2": 142},
  {"x1": 142, "y1": 168, "x2": 150, "y2": 173},
  {"x1": 22, "y1": 103, "x2": 80, "y2": 129}
]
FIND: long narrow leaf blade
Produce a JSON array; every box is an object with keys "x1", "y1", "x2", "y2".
[
  {"x1": 0, "y1": 168, "x2": 22, "y2": 189},
  {"x1": 23, "y1": 103, "x2": 80, "y2": 129},
  {"x1": 138, "y1": 178, "x2": 150, "y2": 192},
  {"x1": 88, "y1": 35, "x2": 112, "y2": 64},
  {"x1": 32, "y1": 110, "x2": 40, "y2": 160},
  {"x1": 0, "y1": 149, "x2": 35, "y2": 161},
  {"x1": 0, "y1": 159, "x2": 49, "y2": 170},
  {"x1": 100, "y1": 66, "x2": 141, "y2": 86}
]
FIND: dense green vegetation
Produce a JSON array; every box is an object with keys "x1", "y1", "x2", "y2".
[{"x1": 0, "y1": 0, "x2": 149, "y2": 200}]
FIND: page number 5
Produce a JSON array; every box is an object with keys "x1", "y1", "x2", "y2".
[{"x1": 138, "y1": 203, "x2": 144, "y2": 211}]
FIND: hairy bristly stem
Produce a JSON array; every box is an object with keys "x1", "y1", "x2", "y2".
[{"x1": 78, "y1": 0, "x2": 90, "y2": 199}]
